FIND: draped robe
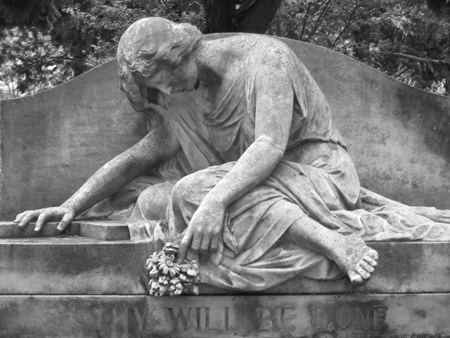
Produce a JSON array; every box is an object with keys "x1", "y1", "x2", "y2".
[{"x1": 90, "y1": 36, "x2": 450, "y2": 291}]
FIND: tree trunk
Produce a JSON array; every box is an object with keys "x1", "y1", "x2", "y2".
[
  {"x1": 203, "y1": 0, "x2": 237, "y2": 33},
  {"x1": 237, "y1": 0, "x2": 282, "y2": 34},
  {"x1": 203, "y1": 0, "x2": 282, "y2": 34}
]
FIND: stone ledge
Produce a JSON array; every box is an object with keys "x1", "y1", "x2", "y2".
[
  {"x1": 0, "y1": 221, "x2": 130, "y2": 241},
  {"x1": 0, "y1": 238, "x2": 146, "y2": 295},
  {"x1": 0, "y1": 226, "x2": 448, "y2": 295},
  {"x1": 0, "y1": 294, "x2": 449, "y2": 337}
]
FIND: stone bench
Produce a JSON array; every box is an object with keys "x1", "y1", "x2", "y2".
[{"x1": 1, "y1": 34, "x2": 450, "y2": 337}]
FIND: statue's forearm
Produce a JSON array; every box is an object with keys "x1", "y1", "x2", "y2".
[
  {"x1": 205, "y1": 136, "x2": 284, "y2": 209},
  {"x1": 60, "y1": 153, "x2": 145, "y2": 215},
  {"x1": 62, "y1": 125, "x2": 180, "y2": 216}
]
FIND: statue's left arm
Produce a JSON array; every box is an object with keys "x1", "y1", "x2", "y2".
[{"x1": 178, "y1": 55, "x2": 294, "y2": 262}]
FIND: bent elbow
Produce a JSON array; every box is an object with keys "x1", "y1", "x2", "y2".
[{"x1": 255, "y1": 135, "x2": 286, "y2": 157}]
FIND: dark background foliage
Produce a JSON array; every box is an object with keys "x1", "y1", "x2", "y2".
[{"x1": 1, "y1": 0, "x2": 449, "y2": 98}]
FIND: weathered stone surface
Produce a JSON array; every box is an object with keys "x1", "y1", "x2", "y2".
[
  {"x1": 0, "y1": 294, "x2": 449, "y2": 337},
  {"x1": 76, "y1": 220, "x2": 130, "y2": 241},
  {"x1": 2, "y1": 35, "x2": 450, "y2": 220},
  {"x1": 0, "y1": 236, "x2": 145, "y2": 295},
  {"x1": 0, "y1": 221, "x2": 79, "y2": 238},
  {"x1": 0, "y1": 222, "x2": 448, "y2": 295},
  {"x1": 0, "y1": 61, "x2": 148, "y2": 221},
  {"x1": 0, "y1": 221, "x2": 130, "y2": 241}
]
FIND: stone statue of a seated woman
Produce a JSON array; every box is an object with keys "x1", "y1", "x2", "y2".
[{"x1": 14, "y1": 17, "x2": 450, "y2": 291}]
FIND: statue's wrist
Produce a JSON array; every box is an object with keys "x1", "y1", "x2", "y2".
[
  {"x1": 202, "y1": 192, "x2": 227, "y2": 209},
  {"x1": 60, "y1": 201, "x2": 78, "y2": 213}
]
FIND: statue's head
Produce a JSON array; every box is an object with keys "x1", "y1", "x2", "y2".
[{"x1": 117, "y1": 17, "x2": 203, "y2": 112}]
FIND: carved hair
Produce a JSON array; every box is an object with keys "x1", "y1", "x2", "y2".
[{"x1": 117, "y1": 17, "x2": 202, "y2": 111}]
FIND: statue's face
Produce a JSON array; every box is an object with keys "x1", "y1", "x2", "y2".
[{"x1": 142, "y1": 54, "x2": 198, "y2": 96}]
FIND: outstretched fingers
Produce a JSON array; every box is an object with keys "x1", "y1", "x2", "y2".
[
  {"x1": 57, "y1": 211, "x2": 75, "y2": 231},
  {"x1": 35, "y1": 211, "x2": 53, "y2": 231},
  {"x1": 14, "y1": 207, "x2": 76, "y2": 232},
  {"x1": 14, "y1": 212, "x2": 25, "y2": 223},
  {"x1": 17, "y1": 210, "x2": 42, "y2": 229}
]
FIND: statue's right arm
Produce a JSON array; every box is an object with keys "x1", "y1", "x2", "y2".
[{"x1": 14, "y1": 123, "x2": 180, "y2": 231}]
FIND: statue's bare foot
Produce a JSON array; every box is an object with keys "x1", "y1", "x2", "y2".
[{"x1": 330, "y1": 235, "x2": 378, "y2": 286}]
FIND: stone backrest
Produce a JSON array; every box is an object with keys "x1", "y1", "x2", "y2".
[{"x1": 1, "y1": 34, "x2": 450, "y2": 220}]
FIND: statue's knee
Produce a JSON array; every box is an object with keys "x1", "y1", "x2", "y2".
[
  {"x1": 171, "y1": 174, "x2": 198, "y2": 207},
  {"x1": 135, "y1": 182, "x2": 173, "y2": 220}
]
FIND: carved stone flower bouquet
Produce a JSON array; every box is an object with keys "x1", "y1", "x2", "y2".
[{"x1": 146, "y1": 242, "x2": 200, "y2": 297}]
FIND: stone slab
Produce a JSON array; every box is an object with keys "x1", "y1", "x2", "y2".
[
  {"x1": 0, "y1": 294, "x2": 449, "y2": 337},
  {"x1": 76, "y1": 220, "x2": 131, "y2": 241},
  {"x1": 0, "y1": 237, "x2": 146, "y2": 295},
  {"x1": 0, "y1": 221, "x2": 130, "y2": 241},
  {"x1": 0, "y1": 221, "x2": 79, "y2": 238},
  {"x1": 0, "y1": 232, "x2": 449, "y2": 295}
]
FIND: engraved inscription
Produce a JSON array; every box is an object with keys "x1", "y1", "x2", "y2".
[
  {"x1": 257, "y1": 306, "x2": 297, "y2": 331},
  {"x1": 167, "y1": 306, "x2": 231, "y2": 332},
  {"x1": 90, "y1": 299, "x2": 392, "y2": 336},
  {"x1": 133, "y1": 307, "x2": 149, "y2": 334},
  {"x1": 112, "y1": 307, "x2": 129, "y2": 338},
  {"x1": 311, "y1": 303, "x2": 388, "y2": 332},
  {"x1": 94, "y1": 305, "x2": 150, "y2": 338},
  {"x1": 167, "y1": 307, "x2": 192, "y2": 331}
]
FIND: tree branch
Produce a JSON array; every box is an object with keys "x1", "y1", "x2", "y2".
[
  {"x1": 394, "y1": 67, "x2": 409, "y2": 79},
  {"x1": 286, "y1": 21, "x2": 301, "y2": 38},
  {"x1": 331, "y1": 0, "x2": 359, "y2": 49},
  {"x1": 309, "y1": 0, "x2": 332, "y2": 39},
  {"x1": 299, "y1": 2, "x2": 312, "y2": 40},
  {"x1": 386, "y1": 51, "x2": 450, "y2": 66}
]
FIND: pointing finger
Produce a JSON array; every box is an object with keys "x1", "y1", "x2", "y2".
[{"x1": 178, "y1": 231, "x2": 193, "y2": 263}]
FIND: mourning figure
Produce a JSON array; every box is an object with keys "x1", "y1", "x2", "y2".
[{"x1": 15, "y1": 17, "x2": 450, "y2": 291}]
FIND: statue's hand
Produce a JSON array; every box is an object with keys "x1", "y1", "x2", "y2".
[
  {"x1": 178, "y1": 200, "x2": 225, "y2": 264},
  {"x1": 14, "y1": 206, "x2": 76, "y2": 232}
]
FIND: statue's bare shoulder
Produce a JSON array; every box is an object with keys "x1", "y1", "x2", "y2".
[{"x1": 202, "y1": 34, "x2": 294, "y2": 106}]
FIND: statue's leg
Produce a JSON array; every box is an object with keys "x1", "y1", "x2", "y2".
[
  {"x1": 169, "y1": 157, "x2": 378, "y2": 287},
  {"x1": 129, "y1": 181, "x2": 175, "y2": 221},
  {"x1": 282, "y1": 217, "x2": 378, "y2": 286}
]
